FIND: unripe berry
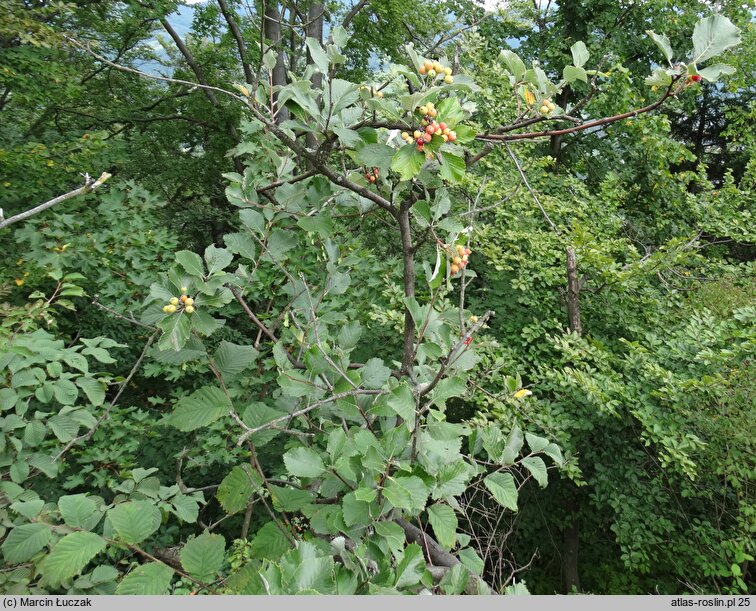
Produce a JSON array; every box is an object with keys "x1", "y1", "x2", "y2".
[
  {"x1": 470, "y1": 315, "x2": 478, "y2": 323},
  {"x1": 428, "y1": 69, "x2": 437, "y2": 78},
  {"x1": 180, "y1": 287, "x2": 188, "y2": 293},
  {"x1": 422, "y1": 133, "x2": 432, "y2": 143},
  {"x1": 169, "y1": 297, "x2": 179, "y2": 305},
  {"x1": 413, "y1": 130, "x2": 422, "y2": 139},
  {"x1": 180, "y1": 294, "x2": 188, "y2": 303},
  {"x1": 424, "y1": 60, "x2": 433, "y2": 71},
  {"x1": 433, "y1": 62, "x2": 443, "y2": 72},
  {"x1": 184, "y1": 297, "x2": 194, "y2": 306},
  {"x1": 448, "y1": 131, "x2": 457, "y2": 142},
  {"x1": 547, "y1": 101, "x2": 556, "y2": 111},
  {"x1": 426, "y1": 102, "x2": 435, "y2": 110},
  {"x1": 402, "y1": 131, "x2": 410, "y2": 140},
  {"x1": 444, "y1": 67, "x2": 452, "y2": 76},
  {"x1": 419, "y1": 105, "x2": 428, "y2": 115},
  {"x1": 185, "y1": 305, "x2": 195, "y2": 314},
  {"x1": 163, "y1": 305, "x2": 171, "y2": 313},
  {"x1": 453, "y1": 256, "x2": 462, "y2": 265},
  {"x1": 462, "y1": 254, "x2": 469, "y2": 263},
  {"x1": 442, "y1": 134, "x2": 449, "y2": 142},
  {"x1": 540, "y1": 105, "x2": 549, "y2": 114},
  {"x1": 444, "y1": 75, "x2": 454, "y2": 84}
]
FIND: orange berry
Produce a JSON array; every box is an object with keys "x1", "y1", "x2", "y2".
[
  {"x1": 419, "y1": 65, "x2": 427, "y2": 75},
  {"x1": 450, "y1": 264, "x2": 460, "y2": 274}
]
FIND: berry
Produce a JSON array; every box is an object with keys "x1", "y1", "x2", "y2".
[
  {"x1": 169, "y1": 297, "x2": 179, "y2": 305},
  {"x1": 163, "y1": 305, "x2": 171, "y2": 313},
  {"x1": 180, "y1": 286, "x2": 188, "y2": 293},
  {"x1": 426, "y1": 125, "x2": 435, "y2": 135},
  {"x1": 444, "y1": 75, "x2": 454, "y2": 84},
  {"x1": 441, "y1": 134, "x2": 448, "y2": 142},
  {"x1": 422, "y1": 133, "x2": 432, "y2": 143},
  {"x1": 444, "y1": 67, "x2": 452, "y2": 76},
  {"x1": 416, "y1": 137, "x2": 425, "y2": 145},
  {"x1": 450, "y1": 263, "x2": 460, "y2": 274},
  {"x1": 419, "y1": 65, "x2": 427, "y2": 75},
  {"x1": 185, "y1": 305, "x2": 195, "y2": 314},
  {"x1": 417, "y1": 145, "x2": 424, "y2": 152},
  {"x1": 413, "y1": 130, "x2": 422, "y2": 139},
  {"x1": 424, "y1": 60, "x2": 433, "y2": 72},
  {"x1": 429, "y1": 108, "x2": 438, "y2": 118},
  {"x1": 419, "y1": 105, "x2": 428, "y2": 115},
  {"x1": 547, "y1": 101, "x2": 556, "y2": 111},
  {"x1": 453, "y1": 256, "x2": 462, "y2": 265},
  {"x1": 402, "y1": 131, "x2": 410, "y2": 140},
  {"x1": 448, "y1": 131, "x2": 457, "y2": 142},
  {"x1": 439, "y1": 122, "x2": 447, "y2": 131},
  {"x1": 688, "y1": 74, "x2": 702, "y2": 83},
  {"x1": 433, "y1": 62, "x2": 443, "y2": 72},
  {"x1": 540, "y1": 104, "x2": 550, "y2": 115},
  {"x1": 180, "y1": 294, "x2": 188, "y2": 303},
  {"x1": 470, "y1": 315, "x2": 479, "y2": 324},
  {"x1": 428, "y1": 69, "x2": 437, "y2": 78}
]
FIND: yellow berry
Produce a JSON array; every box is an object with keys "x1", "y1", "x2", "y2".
[
  {"x1": 413, "y1": 130, "x2": 422, "y2": 139},
  {"x1": 169, "y1": 297, "x2": 179, "y2": 305},
  {"x1": 453, "y1": 256, "x2": 462, "y2": 265},
  {"x1": 444, "y1": 67, "x2": 452, "y2": 76},
  {"x1": 419, "y1": 105, "x2": 428, "y2": 115},
  {"x1": 433, "y1": 62, "x2": 443, "y2": 72},
  {"x1": 470, "y1": 315, "x2": 478, "y2": 323},
  {"x1": 427, "y1": 69, "x2": 437, "y2": 78},
  {"x1": 184, "y1": 297, "x2": 194, "y2": 306},
  {"x1": 402, "y1": 131, "x2": 410, "y2": 140},
  {"x1": 180, "y1": 286, "x2": 188, "y2": 293},
  {"x1": 185, "y1": 305, "x2": 195, "y2": 314},
  {"x1": 444, "y1": 75, "x2": 453, "y2": 84},
  {"x1": 450, "y1": 263, "x2": 460, "y2": 275},
  {"x1": 423, "y1": 60, "x2": 433, "y2": 71}
]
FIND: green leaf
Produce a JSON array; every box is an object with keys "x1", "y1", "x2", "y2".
[
  {"x1": 204, "y1": 245, "x2": 233, "y2": 274},
  {"x1": 697, "y1": 63, "x2": 736, "y2": 82},
  {"x1": 394, "y1": 543, "x2": 425, "y2": 588},
  {"x1": 224, "y1": 232, "x2": 256, "y2": 260},
  {"x1": 500, "y1": 49, "x2": 526, "y2": 81},
  {"x1": 239, "y1": 209, "x2": 265, "y2": 235},
  {"x1": 521, "y1": 456, "x2": 548, "y2": 487},
  {"x1": 171, "y1": 494, "x2": 200, "y2": 524},
  {"x1": 169, "y1": 386, "x2": 231, "y2": 432},
  {"x1": 563, "y1": 65, "x2": 588, "y2": 83},
  {"x1": 41, "y1": 532, "x2": 106, "y2": 588},
  {"x1": 2, "y1": 523, "x2": 51, "y2": 564},
  {"x1": 391, "y1": 145, "x2": 426, "y2": 181},
  {"x1": 570, "y1": 41, "x2": 590, "y2": 67},
  {"x1": 284, "y1": 447, "x2": 325, "y2": 478},
  {"x1": 342, "y1": 492, "x2": 374, "y2": 527},
  {"x1": 217, "y1": 464, "x2": 261, "y2": 514},
  {"x1": 175, "y1": 250, "x2": 205, "y2": 277},
  {"x1": 157, "y1": 312, "x2": 191, "y2": 351},
  {"x1": 484, "y1": 472, "x2": 518, "y2": 511},
  {"x1": 58, "y1": 494, "x2": 102, "y2": 530},
  {"x1": 48, "y1": 414, "x2": 79, "y2": 442},
  {"x1": 0, "y1": 387, "x2": 18, "y2": 411},
  {"x1": 76, "y1": 377, "x2": 105, "y2": 407},
  {"x1": 250, "y1": 522, "x2": 290, "y2": 560},
  {"x1": 265, "y1": 230, "x2": 298, "y2": 260},
  {"x1": 439, "y1": 563, "x2": 470, "y2": 595},
  {"x1": 298, "y1": 214, "x2": 333, "y2": 237},
  {"x1": 361, "y1": 358, "x2": 391, "y2": 389},
  {"x1": 459, "y1": 547, "x2": 484, "y2": 575},
  {"x1": 646, "y1": 30, "x2": 673, "y2": 64},
  {"x1": 436, "y1": 97, "x2": 465, "y2": 127},
  {"x1": 108, "y1": 501, "x2": 161, "y2": 544},
  {"x1": 438, "y1": 152, "x2": 465, "y2": 183},
  {"x1": 387, "y1": 382, "x2": 416, "y2": 424},
  {"x1": 433, "y1": 461, "x2": 473, "y2": 499},
  {"x1": 427, "y1": 503, "x2": 458, "y2": 550},
  {"x1": 305, "y1": 37, "x2": 329, "y2": 73},
  {"x1": 356, "y1": 144, "x2": 395, "y2": 172},
  {"x1": 269, "y1": 485, "x2": 314, "y2": 512},
  {"x1": 116, "y1": 563, "x2": 174, "y2": 595},
  {"x1": 382, "y1": 476, "x2": 428, "y2": 511},
  {"x1": 690, "y1": 14, "x2": 741, "y2": 64},
  {"x1": 10, "y1": 499, "x2": 44, "y2": 520},
  {"x1": 52, "y1": 379, "x2": 78, "y2": 406},
  {"x1": 525, "y1": 432, "x2": 549, "y2": 453},
  {"x1": 180, "y1": 533, "x2": 226, "y2": 583},
  {"x1": 213, "y1": 341, "x2": 259, "y2": 379},
  {"x1": 543, "y1": 442, "x2": 564, "y2": 467}
]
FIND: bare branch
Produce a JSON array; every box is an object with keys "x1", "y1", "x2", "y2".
[{"x1": 0, "y1": 172, "x2": 111, "y2": 231}]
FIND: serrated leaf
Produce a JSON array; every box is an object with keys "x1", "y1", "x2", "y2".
[
  {"x1": 108, "y1": 501, "x2": 161, "y2": 544},
  {"x1": 217, "y1": 465, "x2": 262, "y2": 514},
  {"x1": 543, "y1": 442, "x2": 564, "y2": 467},
  {"x1": 427, "y1": 503, "x2": 458, "y2": 550},
  {"x1": 213, "y1": 341, "x2": 259, "y2": 380},
  {"x1": 394, "y1": 543, "x2": 425, "y2": 588},
  {"x1": 204, "y1": 245, "x2": 233, "y2": 274},
  {"x1": 483, "y1": 472, "x2": 518, "y2": 511},
  {"x1": 570, "y1": 41, "x2": 589, "y2": 67},
  {"x1": 250, "y1": 522, "x2": 290, "y2": 560},
  {"x1": 169, "y1": 386, "x2": 231, "y2": 432},
  {"x1": 180, "y1": 533, "x2": 225, "y2": 583},
  {"x1": 521, "y1": 456, "x2": 548, "y2": 487},
  {"x1": 360, "y1": 358, "x2": 391, "y2": 389},
  {"x1": 283, "y1": 447, "x2": 325, "y2": 478},
  {"x1": 382, "y1": 475, "x2": 428, "y2": 511},
  {"x1": 525, "y1": 432, "x2": 549, "y2": 453},
  {"x1": 76, "y1": 377, "x2": 105, "y2": 407},
  {"x1": 305, "y1": 37, "x2": 329, "y2": 73},
  {"x1": 391, "y1": 145, "x2": 425, "y2": 181},
  {"x1": 41, "y1": 532, "x2": 106, "y2": 588},
  {"x1": 157, "y1": 312, "x2": 191, "y2": 351},
  {"x1": 647, "y1": 30, "x2": 673, "y2": 64},
  {"x1": 175, "y1": 250, "x2": 205, "y2": 277},
  {"x1": 116, "y1": 563, "x2": 173, "y2": 595},
  {"x1": 438, "y1": 152, "x2": 465, "y2": 183},
  {"x1": 171, "y1": 494, "x2": 200, "y2": 523},
  {"x1": 356, "y1": 144, "x2": 395, "y2": 172},
  {"x1": 690, "y1": 14, "x2": 741, "y2": 64},
  {"x1": 2, "y1": 523, "x2": 51, "y2": 564},
  {"x1": 58, "y1": 494, "x2": 102, "y2": 530},
  {"x1": 563, "y1": 65, "x2": 587, "y2": 83},
  {"x1": 697, "y1": 63, "x2": 736, "y2": 82}
]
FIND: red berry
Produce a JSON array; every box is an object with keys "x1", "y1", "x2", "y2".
[
  {"x1": 423, "y1": 133, "x2": 432, "y2": 143},
  {"x1": 439, "y1": 122, "x2": 447, "y2": 131},
  {"x1": 416, "y1": 137, "x2": 425, "y2": 145},
  {"x1": 691, "y1": 74, "x2": 702, "y2": 82},
  {"x1": 426, "y1": 125, "x2": 435, "y2": 135}
]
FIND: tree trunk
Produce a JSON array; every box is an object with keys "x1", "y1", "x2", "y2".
[
  {"x1": 305, "y1": 2, "x2": 324, "y2": 152},
  {"x1": 566, "y1": 247, "x2": 582, "y2": 336},
  {"x1": 264, "y1": 2, "x2": 289, "y2": 123},
  {"x1": 562, "y1": 514, "x2": 581, "y2": 593}
]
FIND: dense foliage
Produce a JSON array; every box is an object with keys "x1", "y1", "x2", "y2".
[{"x1": 0, "y1": 0, "x2": 753, "y2": 596}]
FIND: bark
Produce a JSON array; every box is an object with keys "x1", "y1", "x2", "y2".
[
  {"x1": 216, "y1": 0, "x2": 254, "y2": 85},
  {"x1": 398, "y1": 205, "x2": 416, "y2": 373},
  {"x1": 562, "y1": 496, "x2": 581, "y2": 593},
  {"x1": 264, "y1": 2, "x2": 289, "y2": 123},
  {"x1": 566, "y1": 247, "x2": 582, "y2": 336},
  {"x1": 305, "y1": 2, "x2": 324, "y2": 152}
]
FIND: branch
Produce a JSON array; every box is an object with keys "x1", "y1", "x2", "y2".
[
  {"x1": 216, "y1": 0, "x2": 255, "y2": 85},
  {"x1": 235, "y1": 389, "x2": 385, "y2": 445},
  {"x1": 53, "y1": 330, "x2": 159, "y2": 462},
  {"x1": 505, "y1": 143, "x2": 558, "y2": 232},
  {"x1": 476, "y1": 78, "x2": 680, "y2": 143},
  {"x1": 341, "y1": 0, "x2": 370, "y2": 29},
  {"x1": 0, "y1": 172, "x2": 111, "y2": 230}
]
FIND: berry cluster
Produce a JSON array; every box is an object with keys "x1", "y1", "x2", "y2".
[
  {"x1": 364, "y1": 167, "x2": 380, "y2": 183},
  {"x1": 399, "y1": 102, "x2": 458, "y2": 152},
  {"x1": 539, "y1": 99, "x2": 556, "y2": 115},
  {"x1": 418, "y1": 60, "x2": 454, "y2": 84},
  {"x1": 449, "y1": 243, "x2": 472, "y2": 275},
  {"x1": 163, "y1": 287, "x2": 195, "y2": 314}
]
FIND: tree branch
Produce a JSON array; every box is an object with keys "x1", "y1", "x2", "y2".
[{"x1": 0, "y1": 172, "x2": 111, "y2": 231}]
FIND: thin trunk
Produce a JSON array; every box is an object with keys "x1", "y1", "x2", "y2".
[
  {"x1": 216, "y1": 0, "x2": 255, "y2": 85},
  {"x1": 399, "y1": 205, "x2": 416, "y2": 373},
  {"x1": 562, "y1": 511, "x2": 581, "y2": 592},
  {"x1": 305, "y1": 2, "x2": 324, "y2": 152},
  {"x1": 566, "y1": 247, "x2": 582, "y2": 336},
  {"x1": 264, "y1": 2, "x2": 289, "y2": 123}
]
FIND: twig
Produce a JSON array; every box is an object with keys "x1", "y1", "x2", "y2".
[
  {"x1": 0, "y1": 172, "x2": 111, "y2": 230},
  {"x1": 505, "y1": 143, "x2": 558, "y2": 233}
]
